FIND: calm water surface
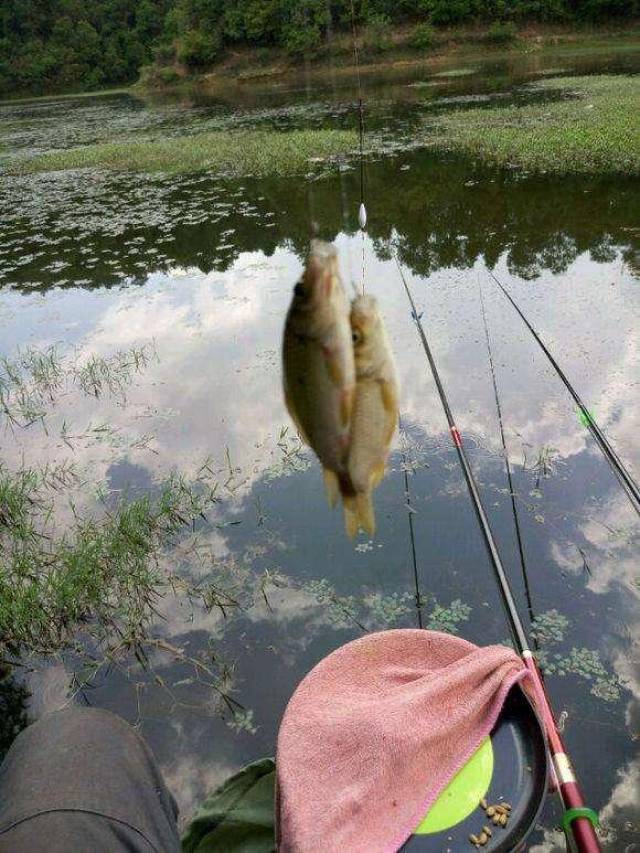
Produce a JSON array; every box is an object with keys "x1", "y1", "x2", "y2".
[{"x1": 1, "y1": 47, "x2": 639, "y2": 851}]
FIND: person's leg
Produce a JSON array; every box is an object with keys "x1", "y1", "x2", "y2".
[{"x1": 0, "y1": 706, "x2": 180, "y2": 853}]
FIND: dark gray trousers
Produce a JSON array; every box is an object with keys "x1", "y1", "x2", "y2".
[{"x1": 0, "y1": 707, "x2": 181, "y2": 852}]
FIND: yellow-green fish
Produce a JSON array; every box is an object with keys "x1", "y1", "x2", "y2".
[
  {"x1": 282, "y1": 241, "x2": 356, "y2": 497},
  {"x1": 344, "y1": 294, "x2": 399, "y2": 538}
]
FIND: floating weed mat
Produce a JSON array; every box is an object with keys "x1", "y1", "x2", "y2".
[
  {"x1": 430, "y1": 74, "x2": 640, "y2": 174},
  {"x1": 7, "y1": 129, "x2": 357, "y2": 177}
]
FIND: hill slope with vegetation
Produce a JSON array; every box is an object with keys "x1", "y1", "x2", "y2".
[{"x1": 1, "y1": 0, "x2": 639, "y2": 96}]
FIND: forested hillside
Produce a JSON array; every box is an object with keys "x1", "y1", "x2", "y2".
[
  {"x1": 0, "y1": 0, "x2": 171, "y2": 94},
  {"x1": 1, "y1": 0, "x2": 638, "y2": 96}
]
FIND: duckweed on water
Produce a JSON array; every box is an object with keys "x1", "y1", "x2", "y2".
[
  {"x1": 302, "y1": 577, "x2": 473, "y2": 635},
  {"x1": 425, "y1": 599, "x2": 472, "y2": 633},
  {"x1": 432, "y1": 74, "x2": 640, "y2": 174},
  {"x1": 365, "y1": 591, "x2": 414, "y2": 627},
  {"x1": 7, "y1": 128, "x2": 357, "y2": 176},
  {"x1": 531, "y1": 609, "x2": 623, "y2": 703}
]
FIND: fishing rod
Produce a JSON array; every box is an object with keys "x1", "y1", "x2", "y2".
[
  {"x1": 486, "y1": 268, "x2": 640, "y2": 519},
  {"x1": 396, "y1": 257, "x2": 601, "y2": 853},
  {"x1": 399, "y1": 417, "x2": 424, "y2": 630},
  {"x1": 478, "y1": 281, "x2": 537, "y2": 647}
]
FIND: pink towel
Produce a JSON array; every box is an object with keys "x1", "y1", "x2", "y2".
[{"x1": 276, "y1": 629, "x2": 528, "y2": 853}]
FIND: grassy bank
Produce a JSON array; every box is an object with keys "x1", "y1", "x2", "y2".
[
  {"x1": 7, "y1": 128, "x2": 357, "y2": 177},
  {"x1": 430, "y1": 74, "x2": 640, "y2": 174}
]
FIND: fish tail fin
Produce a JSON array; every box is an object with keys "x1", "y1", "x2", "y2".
[
  {"x1": 355, "y1": 491, "x2": 376, "y2": 537},
  {"x1": 323, "y1": 468, "x2": 340, "y2": 509},
  {"x1": 371, "y1": 461, "x2": 386, "y2": 489},
  {"x1": 342, "y1": 491, "x2": 376, "y2": 538},
  {"x1": 343, "y1": 495, "x2": 359, "y2": 539}
]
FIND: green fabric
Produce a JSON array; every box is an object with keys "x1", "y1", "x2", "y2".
[{"x1": 181, "y1": 758, "x2": 276, "y2": 853}]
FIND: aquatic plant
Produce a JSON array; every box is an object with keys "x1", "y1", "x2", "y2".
[
  {"x1": 8, "y1": 129, "x2": 357, "y2": 177},
  {"x1": 0, "y1": 461, "x2": 221, "y2": 657},
  {"x1": 526, "y1": 444, "x2": 562, "y2": 488},
  {"x1": 0, "y1": 344, "x2": 156, "y2": 428},
  {"x1": 301, "y1": 576, "x2": 474, "y2": 637},
  {"x1": 0, "y1": 346, "x2": 64, "y2": 427},
  {"x1": 75, "y1": 345, "x2": 156, "y2": 398},
  {"x1": 227, "y1": 708, "x2": 258, "y2": 735},
  {"x1": 532, "y1": 610, "x2": 622, "y2": 703},
  {"x1": 264, "y1": 427, "x2": 310, "y2": 480},
  {"x1": 590, "y1": 678, "x2": 621, "y2": 703},
  {"x1": 425, "y1": 599, "x2": 472, "y2": 634},
  {"x1": 530, "y1": 609, "x2": 569, "y2": 645},
  {"x1": 365, "y1": 592, "x2": 413, "y2": 627},
  {"x1": 303, "y1": 578, "x2": 363, "y2": 629},
  {"x1": 431, "y1": 75, "x2": 640, "y2": 175}
]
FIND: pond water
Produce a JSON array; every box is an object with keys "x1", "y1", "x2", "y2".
[{"x1": 1, "y1": 46, "x2": 639, "y2": 851}]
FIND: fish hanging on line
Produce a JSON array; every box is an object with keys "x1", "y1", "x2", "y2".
[
  {"x1": 342, "y1": 294, "x2": 399, "y2": 538},
  {"x1": 282, "y1": 240, "x2": 356, "y2": 499}
]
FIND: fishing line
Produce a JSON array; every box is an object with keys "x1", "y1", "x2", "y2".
[
  {"x1": 300, "y1": 46, "x2": 320, "y2": 239},
  {"x1": 399, "y1": 416, "x2": 423, "y2": 629},
  {"x1": 348, "y1": 0, "x2": 367, "y2": 295},
  {"x1": 486, "y1": 267, "x2": 640, "y2": 519},
  {"x1": 394, "y1": 255, "x2": 527, "y2": 650},
  {"x1": 324, "y1": 2, "x2": 358, "y2": 297},
  {"x1": 478, "y1": 280, "x2": 538, "y2": 648},
  {"x1": 396, "y1": 254, "x2": 601, "y2": 853}
]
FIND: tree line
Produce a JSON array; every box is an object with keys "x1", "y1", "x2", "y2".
[{"x1": 1, "y1": 0, "x2": 637, "y2": 96}]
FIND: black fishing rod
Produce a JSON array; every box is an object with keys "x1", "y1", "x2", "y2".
[
  {"x1": 478, "y1": 281, "x2": 538, "y2": 646},
  {"x1": 399, "y1": 417, "x2": 423, "y2": 630},
  {"x1": 395, "y1": 257, "x2": 601, "y2": 853},
  {"x1": 486, "y1": 269, "x2": 640, "y2": 518}
]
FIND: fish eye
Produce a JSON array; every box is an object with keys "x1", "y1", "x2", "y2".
[
  {"x1": 352, "y1": 329, "x2": 363, "y2": 345},
  {"x1": 294, "y1": 282, "x2": 305, "y2": 298}
]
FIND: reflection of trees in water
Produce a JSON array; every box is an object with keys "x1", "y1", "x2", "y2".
[
  {"x1": 371, "y1": 160, "x2": 640, "y2": 281},
  {"x1": 0, "y1": 670, "x2": 30, "y2": 760},
  {"x1": 2, "y1": 152, "x2": 639, "y2": 294}
]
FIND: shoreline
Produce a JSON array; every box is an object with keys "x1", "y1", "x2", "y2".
[
  {"x1": 141, "y1": 24, "x2": 640, "y2": 94},
  {"x1": 2, "y1": 24, "x2": 639, "y2": 104}
]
